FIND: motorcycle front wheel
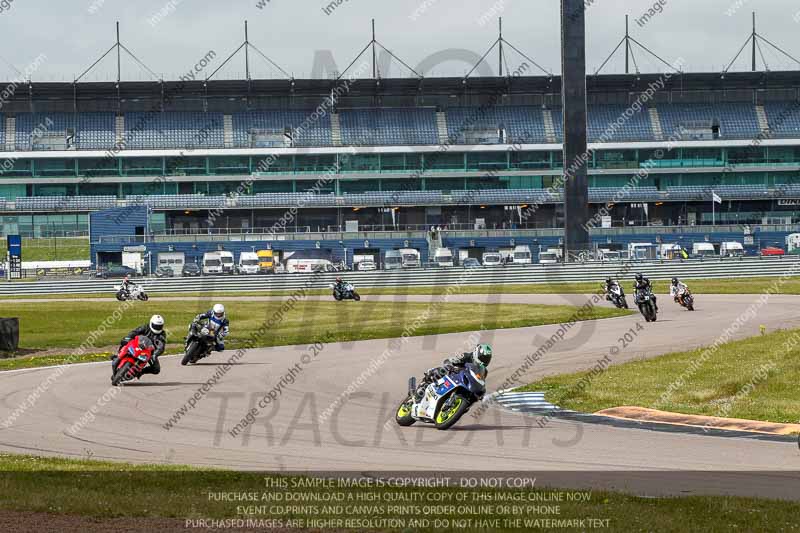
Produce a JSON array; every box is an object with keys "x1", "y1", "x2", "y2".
[
  {"x1": 353, "y1": 292, "x2": 361, "y2": 301},
  {"x1": 182, "y1": 341, "x2": 201, "y2": 365},
  {"x1": 112, "y1": 362, "x2": 133, "y2": 386},
  {"x1": 138, "y1": 293, "x2": 149, "y2": 301},
  {"x1": 395, "y1": 396, "x2": 416, "y2": 426},
  {"x1": 434, "y1": 394, "x2": 470, "y2": 430},
  {"x1": 333, "y1": 291, "x2": 342, "y2": 301}
]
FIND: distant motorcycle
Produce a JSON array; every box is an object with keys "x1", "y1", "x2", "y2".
[
  {"x1": 331, "y1": 282, "x2": 360, "y2": 301},
  {"x1": 675, "y1": 289, "x2": 695, "y2": 311},
  {"x1": 395, "y1": 362, "x2": 486, "y2": 430},
  {"x1": 607, "y1": 284, "x2": 628, "y2": 309},
  {"x1": 111, "y1": 336, "x2": 154, "y2": 386},
  {"x1": 635, "y1": 287, "x2": 658, "y2": 322},
  {"x1": 182, "y1": 318, "x2": 217, "y2": 365},
  {"x1": 115, "y1": 284, "x2": 149, "y2": 301}
]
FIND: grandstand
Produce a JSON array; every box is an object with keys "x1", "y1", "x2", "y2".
[{"x1": 0, "y1": 71, "x2": 799, "y2": 264}]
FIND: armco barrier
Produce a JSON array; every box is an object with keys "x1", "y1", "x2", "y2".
[{"x1": 1, "y1": 256, "x2": 799, "y2": 296}]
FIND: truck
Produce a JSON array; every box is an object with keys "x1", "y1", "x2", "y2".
[
  {"x1": 257, "y1": 249, "x2": 276, "y2": 273},
  {"x1": 512, "y1": 245, "x2": 532, "y2": 264},
  {"x1": 433, "y1": 247, "x2": 454, "y2": 268},
  {"x1": 384, "y1": 250, "x2": 403, "y2": 270},
  {"x1": 658, "y1": 244, "x2": 683, "y2": 260},
  {"x1": 720, "y1": 241, "x2": 745, "y2": 257},
  {"x1": 398, "y1": 248, "x2": 421, "y2": 269},
  {"x1": 237, "y1": 252, "x2": 260, "y2": 274},
  {"x1": 692, "y1": 242, "x2": 717, "y2": 258},
  {"x1": 482, "y1": 251, "x2": 502, "y2": 266},
  {"x1": 156, "y1": 252, "x2": 185, "y2": 276},
  {"x1": 202, "y1": 252, "x2": 223, "y2": 275}
]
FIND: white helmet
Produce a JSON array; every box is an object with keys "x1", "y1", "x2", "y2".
[
  {"x1": 212, "y1": 303, "x2": 225, "y2": 318},
  {"x1": 149, "y1": 314, "x2": 165, "y2": 334}
]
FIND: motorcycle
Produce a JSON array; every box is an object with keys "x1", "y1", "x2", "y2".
[
  {"x1": 395, "y1": 362, "x2": 486, "y2": 430},
  {"x1": 331, "y1": 282, "x2": 360, "y2": 301},
  {"x1": 115, "y1": 284, "x2": 149, "y2": 301},
  {"x1": 675, "y1": 289, "x2": 695, "y2": 311},
  {"x1": 182, "y1": 318, "x2": 218, "y2": 365},
  {"x1": 607, "y1": 284, "x2": 628, "y2": 309},
  {"x1": 111, "y1": 336, "x2": 154, "y2": 386},
  {"x1": 635, "y1": 287, "x2": 658, "y2": 322}
]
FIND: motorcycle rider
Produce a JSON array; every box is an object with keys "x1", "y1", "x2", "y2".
[
  {"x1": 670, "y1": 277, "x2": 690, "y2": 305},
  {"x1": 113, "y1": 315, "x2": 166, "y2": 378},
  {"x1": 120, "y1": 274, "x2": 136, "y2": 295},
  {"x1": 603, "y1": 277, "x2": 623, "y2": 301},
  {"x1": 333, "y1": 276, "x2": 348, "y2": 295},
  {"x1": 111, "y1": 335, "x2": 156, "y2": 381},
  {"x1": 414, "y1": 344, "x2": 493, "y2": 401},
  {"x1": 633, "y1": 273, "x2": 658, "y2": 311},
  {"x1": 189, "y1": 303, "x2": 230, "y2": 352}
]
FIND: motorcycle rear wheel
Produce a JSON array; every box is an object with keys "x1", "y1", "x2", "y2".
[
  {"x1": 353, "y1": 292, "x2": 361, "y2": 301},
  {"x1": 395, "y1": 396, "x2": 416, "y2": 426},
  {"x1": 138, "y1": 293, "x2": 149, "y2": 301},
  {"x1": 112, "y1": 362, "x2": 133, "y2": 386},
  {"x1": 115, "y1": 291, "x2": 126, "y2": 301},
  {"x1": 434, "y1": 394, "x2": 470, "y2": 430}
]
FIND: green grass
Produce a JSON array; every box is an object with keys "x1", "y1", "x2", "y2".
[
  {"x1": 0, "y1": 300, "x2": 629, "y2": 370},
  {"x1": 3, "y1": 275, "x2": 800, "y2": 299},
  {"x1": 0, "y1": 237, "x2": 89, "y2": 262},
  {"x1": 0, "y1": 454, "x2": 797, "y2": 532},
  {"x1": 517, "y1": 328, "x2": 800, "y2": 424}
]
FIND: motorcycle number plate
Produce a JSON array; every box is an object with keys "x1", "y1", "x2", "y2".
[{"x1": 435, "y1": 377, "x2": 455, "y2": 396}]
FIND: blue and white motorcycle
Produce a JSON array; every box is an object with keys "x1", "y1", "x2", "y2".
[{"x1": 395, "y1": 363, "x2": 487, "y2": 430}]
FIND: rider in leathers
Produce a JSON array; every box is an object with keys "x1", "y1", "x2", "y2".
[
  {"x1": 112, "y1": 315, "x2": 166, "y2": 378},
  {"x1": 670, "y1": 277, "x2": 690, "y2": 305},
  {"x1": 633, "y1": 273, "x2": 658, "y2": 311},
  {"x1": 603, "y1": 277, "x2": 624, "y2": 301},
  {"x1": 414, "y1": 344, "x2": 493, "y2": 401}
]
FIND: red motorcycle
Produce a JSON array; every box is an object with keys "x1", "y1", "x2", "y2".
[{"x1": 111, "y1": 336, "x2": 155, "y2": 386}]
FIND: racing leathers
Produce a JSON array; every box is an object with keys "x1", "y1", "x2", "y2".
[
  {"x1": 113, "y1": 325, "x2": 166, "y2": 377},
  {"x1": 414, "y1": 352, "x2": 489, "y2": 401},
  {"x1": 670, "y1": 281, "x2": 690, "y2": 303},
  {"x1": 634, "y1": 276, "x2": 658, "y2": 311},
  {"x1": 604, "y1": 280, "x2": 623, "y2": 301},
  {"x1": 190, "y1": 310, "x2": 230, "y2": 352}
]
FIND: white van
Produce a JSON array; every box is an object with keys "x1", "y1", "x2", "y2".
[
  {"x1": 202, "y1": 252, "x2": 223, "y2": 275},
  {"x1": 538, "y1": 249, "x2": 561, "y2": 264},
  {"x1": 482, "y1": 252, "x2": 502, "y2": 266},
  {"x1": 692, "y1": 242, "x2": 716, "y2": 258},
  {"x1": 512, "y1": 245, "x2": 532, "y2": 264},
  {"x1": 219, "y1": 251, "x2": 235, "y2": 274},
  {"x1": 399, "y1": 248, "x2": 421, "y2": 268},
  {"x1": 237, "y1": 252, "x2": 260, "y2": 274},
  {"x1": 721, "y1": 241, "x2": 744, "y2": 257},
  {"x1": 433, "y1": 248, "x2": 454, "y2": 267},
  {"x1": 285, "y1": 258, "x2": 333, "y2": 273},
  {"x1": 384, "y1": 250, "x2": 403, "y2": 270}
]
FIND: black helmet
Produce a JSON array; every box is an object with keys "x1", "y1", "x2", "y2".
[
  {"x1": 635, "y1": 273, "x2": 644, "y2": 282},
  {"x1": 672, "y1": 277, "x2": 679, "y2": 285},
  {"x1": 473, "y1": 344, "x2": 493, "y2": 367},
  {"x1": 606, "y1": 277, "x2": 613, "y2": 284}
]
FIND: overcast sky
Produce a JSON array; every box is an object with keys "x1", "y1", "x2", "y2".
[{"x1": 2, "y1": 0, "x2": 800, "y2": 81}]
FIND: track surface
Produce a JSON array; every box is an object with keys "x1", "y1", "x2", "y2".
[{"x1": 1, "y1": 293, "x2": 799, "y2": 499}]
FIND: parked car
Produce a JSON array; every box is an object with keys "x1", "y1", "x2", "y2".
[
  {"x1": 761, "y1": 247, "x2": 786, "y2": 256},
  {"x1": 462, "y1": 258, "x2": 481, "y2": 269},
  {"x1": 357, "y1": 259, "x2": 377, "y2": 271},
  {"x1": 154, "y1": 266, "x2": 174, "y2": 278},
  {"x1": 182, "y1": 263, "x2": 202, "y2": 277},
  {"x1": 96, "y1": 265, "x2": 138, "y2": 279}
]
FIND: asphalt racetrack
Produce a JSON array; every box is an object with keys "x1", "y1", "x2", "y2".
[{"x1": 1, "y1": 293, "x2": 799, "y2": 500}]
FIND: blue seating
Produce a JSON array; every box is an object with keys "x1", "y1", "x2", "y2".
[
  {"x1": 123, "y1": 112, "x2": 224, "y2": 150},
  {"x1": 445, "y1": 106, "x2": 548, "y2": 144},
  {"x1": 232, "y1": 110, "x2": 332, "y2": 147},
  {"x1": 763, "y1": 103, "x2": 800, "y2": 138},
  {"x1": 657, "y1": 103, "x2": 760, "y2": 140},
  {"x1": 14, "y1": 112, "x2": 114, "y2": 150},
  {"x1": 339, "y1": 108, "x2": 437, "y2": 145}
]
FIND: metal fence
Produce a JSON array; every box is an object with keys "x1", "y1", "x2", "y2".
[{"x1": 1, "y1": 256, "x2": 798, "y2": 296}]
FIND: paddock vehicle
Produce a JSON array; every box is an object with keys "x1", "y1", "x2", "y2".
[
  {"x1": 395, "y1": 362, "x2": 486, "y2": 430},
  {"x1": 111, "y1": 336, "x2": 154, "y2": 386},
  {"x1": 182, "y1": 318, "x2": 218, "y2": 365},
  {"x1": 675, "y1": 288, "x2": 695, "y2": 311},
  {"x1": 635, "y1": 287, "x2": 658, "y2": 322},
  {"x1": 331, "y1": 282, "x2": 360, "y2": 301},
  {"x1": 607, "y1": 284, "x2": 628, "y2": 309},
  {"x1": 115, "y1": 284, "x2": 149, "y2": 301}
]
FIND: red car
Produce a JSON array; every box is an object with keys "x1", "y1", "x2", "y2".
[{"x1": 760, "y1": 247, "x2": 785, "y2": 256}]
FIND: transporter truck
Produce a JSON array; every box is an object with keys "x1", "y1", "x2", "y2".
[{"x1": 257, "y1": 249, "x2": 276, "y2": 273}]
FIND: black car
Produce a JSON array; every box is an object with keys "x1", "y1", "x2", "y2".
[
  {"x1": 96, "y1": 265, "x2": 138, "y2": 279},
  {"x1": 182, "y1": 263, "x2": 202, "y2": 277}
]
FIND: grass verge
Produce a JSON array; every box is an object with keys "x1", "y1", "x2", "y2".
[
  {"x1": 517, "y1": 328, "x2": 800, "y2": 424},
  {"x1": 0, "y1": 454, "x2": 797, "y2": 532},
  {"x1": 0, "y1": 301, "x2": 629, "y2": 371}
]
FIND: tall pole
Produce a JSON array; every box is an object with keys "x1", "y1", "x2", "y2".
[
  {"x1": 116, "y1": 21, "x2": 121, "y2": 83},
  {"x1": 625, "y1": 15, "x2": 630, "y2": 75},
  {"x1": 561, "y1": 0, "x2": 590, "y2": 259},
  {"x1": 712, "y1": 190, "x2": 716, "y2": 225},
  {"x1": 371, "y1": 19, "x2": 377, "y2": 78},
  {"x1": 498, "y1": 18, "x2": 504, "y2": 77},
  {"x1": 751, "y1": 12, "x2": 756, "y2": 72},
  {"x1": 245, "y1": 20, "x2": 250, "y2": 80}
]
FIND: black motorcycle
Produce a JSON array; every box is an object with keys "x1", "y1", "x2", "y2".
[
  {"x1": 181, "y1": 318, "x2": 218, "y2": 365},
  {"x1": 635, "y1": 287, "x2": 658, "y2": 322},
  {"x1": 332, "y1": 282, "x2": 361, "y2": 301}
]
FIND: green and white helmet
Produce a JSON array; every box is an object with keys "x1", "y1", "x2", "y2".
[{"x1": 473, "y1": 344, "x2": 493, "y2": 367}]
